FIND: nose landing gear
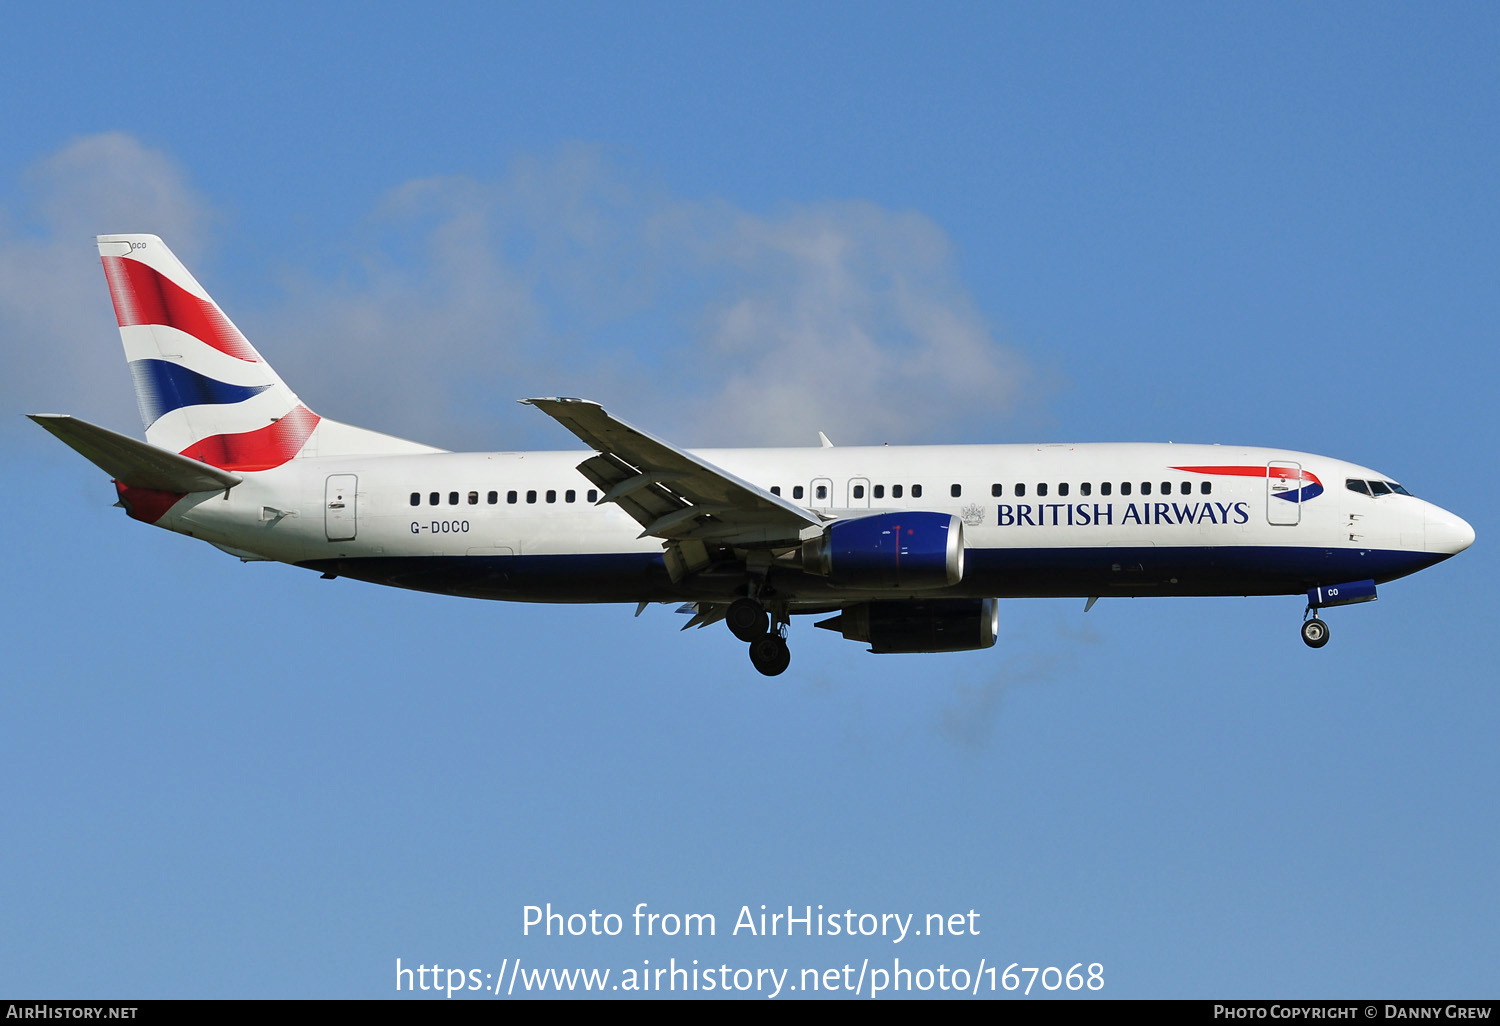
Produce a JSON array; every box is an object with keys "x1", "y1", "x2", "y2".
[{"x1": 1300, "y1": 580, "x2": 1376, "y2": 648}]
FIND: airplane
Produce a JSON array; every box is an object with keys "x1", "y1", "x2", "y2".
[{"x1": 31, "y1": 234, "x2": 1475, "y2": 676}]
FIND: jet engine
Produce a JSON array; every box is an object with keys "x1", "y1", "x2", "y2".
[
  {"x1": 815, "y1": 598, "x2": 999, "y2": 653},
  {"x1": 800, "y1": 511, "x2": 964, "y2": 590}
]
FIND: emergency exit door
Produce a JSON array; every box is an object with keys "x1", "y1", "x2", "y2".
[
  {"x1": 325, "y1": 475, "x2": 358, "y2": 541},
  {"x1": 810, "y1": 477, "x2": 834, "y2": 510}
]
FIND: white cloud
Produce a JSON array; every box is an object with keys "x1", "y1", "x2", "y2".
[
  {"x1": 663, "y1": 200, "x2": 1032, "y2": 445},
  {"x1": 29, "y1": 132, "x2": 210, "y2": 253},
  {"x1": 1, "y1": 134, "x2": 210, "y2": 435},
  {"x1": 4, "y1": 136, "x2": 1037, "y2": 454},
  {"x1": 265, "y1": 150, "x2": 1038, "y2": 449}
]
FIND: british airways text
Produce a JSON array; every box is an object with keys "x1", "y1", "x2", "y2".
[{"x1": 996, "y1": 502, "x2": 1251, "y2": 527}]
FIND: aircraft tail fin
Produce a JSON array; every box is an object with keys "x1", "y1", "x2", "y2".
[{"x1": 96, "y1": 234, "x2": 444, "y2": 469}]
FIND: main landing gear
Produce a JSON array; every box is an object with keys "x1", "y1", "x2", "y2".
[
  {"x1": 729, "y1": 597, "x2": 791, "y2": 676},
  {"x1": 1301, "y1": 612, "x2": 1330, "y2": 649},
  {"x1": 726, "y1": 597, "x2": 770, "y2": 642}
]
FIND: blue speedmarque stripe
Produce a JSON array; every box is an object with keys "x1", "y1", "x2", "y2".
[{"x1": 128, "y1": 359, "x2": 271, "y2": 427}]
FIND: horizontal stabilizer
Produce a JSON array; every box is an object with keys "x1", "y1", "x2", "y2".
[{"x1": 29, "y1": 414, "x2": 243, "y2": 492}]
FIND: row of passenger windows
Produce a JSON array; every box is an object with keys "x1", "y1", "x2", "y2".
[
  {"x1": 408, "y1": 478, "x2": 1217, "y2": 509},
  {"x1": 410, "y1": 489, "x2": 601, "y2": 507},
  {"x1": 765, "y1": 480, "x2": 1213, "y2": 500},
  {"x1": 991, "y1": 480, "x2": 1210, "y2": 498},
  {"x1": 769, "y1": 483, "x2": 926, "y2": 500},
  {"x1": 1347, "y1": 478, "x2": 1412, "y2": 497}
]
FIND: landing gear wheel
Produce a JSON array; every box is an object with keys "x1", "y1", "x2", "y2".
[
  {"x1": 748, "y1": 635, "x2": 792, "y2": 676},
  {"x1": 1301, "y1": 617, "x2": 1330, "y2": 649},
  {"x1": 726, "y1": 598, "x2": 770, "y2": 642}
]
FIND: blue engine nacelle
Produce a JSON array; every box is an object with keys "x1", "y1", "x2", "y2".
[
  {"x1": 815, "y1": 599, "x2": 1000, "y2": 653},
  {"x1": 801, "y1": 511, "x2": 964, "y2": 590}
]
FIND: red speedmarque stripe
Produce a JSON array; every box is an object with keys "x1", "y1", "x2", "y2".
[
  {"x1": 114, "y1": 481, "x2": 186, "y2": 524},
  {"x1": 1172, "y1": 464, "x2": 1322, "y2": 485},
  {"x1": 102, "y1": 256, "x2": 259, "y2": 363},
  {"x1": 179, "y1": 405, "x2": 320, "y2": 472}
]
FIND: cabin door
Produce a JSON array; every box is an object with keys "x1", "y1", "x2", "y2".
[
  {"x1": 810, "y1": 477, "x2": 834, "y2": 510},
  {"x1": 325, "y1": 474, "x2": 358, "y2": 541},
  {"x1": 1266, "y1": 462, "x2": 1300, "y2": 526},
  {"x1": 847, "y1": 477, "x2": 871, "y2": 508}
]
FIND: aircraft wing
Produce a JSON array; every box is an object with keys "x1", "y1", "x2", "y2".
[{"x1": 522, "y1": 398, "x2": 823, "y2": 563}]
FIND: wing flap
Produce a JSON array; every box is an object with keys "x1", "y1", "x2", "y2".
[
  {"x1": 576, "y1": 452, "x2": 683, "y2": 528},
  {"x1": 523, "y1": 397, "x2": 822, "y2": 545},
  {"x1": 29, "y1": 414, "x2": 243, "y2": 492}
]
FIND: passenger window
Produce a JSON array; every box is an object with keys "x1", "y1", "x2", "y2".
[
  {"x1": 816, "y1": 485, "x2": 827, "y2": 500},
  {"x1": 1101, "y1": 482, "x2": 1112, "y2": 496},
  {"x1": 770, "y1": 486, "x2": 781, "y2": 496},
  {"x1": 1081, "y1": 482, "x2": 1092, "y2": 496},
  {"x1": 587, "y1": 489, "x2": 598, "y2": 502},
  {"x1": 1038, "y1": 483, "x2": 1049, "y2": 497},
  {"x1": 874, "y1": 485, "x2": 885, "y2": 499},
  {"x1": 487, "y1": 491, "x2": 498, "y2": 504},
  {"x1": 1120, "y1": 482, "x2": 1131, "y2": 496},
  {"x1": 950, "y1": 484, "x2": 962, "y2": 498},
  {"x1": 1059, "y1": 483, "x2": 1069, "y2": 497},
  {"x1": 468, "y1": 491, "x2": 479, "y2": 505},
  {"x1": 912, "y1": 484, "x2": 923, "y2": 498},
  {"x1": 429, "y1": 492, "x2": 440, "y2": 505},
  {"x1": 1369, "y1": 481, "x2": 1392, "y2": 497},
  {"x1": 1015, "y1": 483, "x2": 1026, "y2": 497},
  {"x1": 892, "y1": 485, "x2": 903, "y2": 498},
  {"x1": 853, "y1": 484, "x2": 865, "y2": 499},
  {"x1": 1201, "y1": 482, "x2": 1211, "y2": 495},
  {"x1": 1179, "y1": 481, "x2": 1190, "y2": 496},
  {"x1": 1162, "y1": 481, "x2": 1171, "y2": 494},
  {"x1": 507, "y1": 490, "x2": 518, "y2": 504},
  {"x1": 526, "y1": 490, "x2": 537, "y2": 504},
  {"x1": 546, "y1": 489, "x2": 557, "y2": 503},
  {"x1": 410, "y1": 492, "x2": 420, "y2": 507},
  {"x1": 793, "y1": 485, "x2": 805, "y2": 499},
  {"x1": 991, "y1": 483, "x2": 1003, "y2": 497},
  {"x1": 565, "y1": 489, "x2": 576, "y2": 503},
  {"x1": 448, "y1": 491, "x2": 459, "y2": 505},
  {"x1": 1140, "y1": 482, "x2": 1151, "y2": 496}
]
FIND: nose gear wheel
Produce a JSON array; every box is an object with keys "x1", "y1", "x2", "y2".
[{"x1": 1301, "y1": 617, "x2": 1330, "y2": 648}]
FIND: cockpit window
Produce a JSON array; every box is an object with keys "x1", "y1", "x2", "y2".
[{"x1": 1349, "y1": 477, "x2": 1414, "y2": 498}]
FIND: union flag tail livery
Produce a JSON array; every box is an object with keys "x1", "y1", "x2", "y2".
[
  {"x1": 31, "y1": 234, "x2": 1474, "y2": 677},
  {"x1": 100, "y1": 234, "x2": 316, "y2": 471},
  {"x1": 98, "y1": 234, "x2": 442, "y2": 469}
]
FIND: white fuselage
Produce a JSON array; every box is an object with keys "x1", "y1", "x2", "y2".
[{"x1": 142, "y1": 440, "x2": 1470, "y2": 610}]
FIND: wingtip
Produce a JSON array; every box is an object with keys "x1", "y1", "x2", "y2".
[{"x1": 520, "y1": 396, "x2": 603, "y2": 409}]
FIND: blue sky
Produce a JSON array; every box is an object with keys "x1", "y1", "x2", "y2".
[{"x1": 2, "y1": 2, "x2": 1495, "y2": 999}]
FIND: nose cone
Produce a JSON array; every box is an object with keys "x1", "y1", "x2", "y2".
[{"x1": 1426, "y1": 506, "x2": 1475, "y2": 556}]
